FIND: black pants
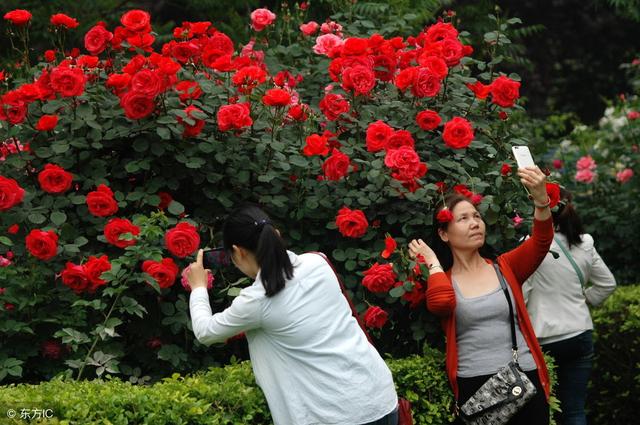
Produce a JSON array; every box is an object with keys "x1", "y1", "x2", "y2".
[{"x1": 453, "y1": 369, "x2": 549, "y2": 425}]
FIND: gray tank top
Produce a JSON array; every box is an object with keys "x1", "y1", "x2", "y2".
[{"x1": 454, "y1": 279, "x2": 536, "y2": 377}]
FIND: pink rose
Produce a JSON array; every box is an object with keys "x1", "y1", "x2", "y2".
[
  {"x1": 313, "y1": 34, "x2": 344, "y2": 56},
  {"x1": 575, "y1": 169, "x2": 595, "y2": 184},
  {"x1": 250, "y1": 8, "x2": 276, "y2": 32},
  {"x1": 181, "y1": 264, "x2": 214, "y2": 291},
  {"x1": 576, "y1": 155, "x2": 597, "y2": 171},
  {"x1": 616, "y1": 168, "x2": 633, "y2": 184},
  {"x1": 299, "y1": 21, "x2": 319, "y2": 36}
]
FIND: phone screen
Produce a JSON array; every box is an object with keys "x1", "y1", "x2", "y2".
[
  {"x1": 512, "y1": 146, "x2": 536, "y2": 168},
  {"x1": 203, "y1": 248, "x2": 231, "y2": 269}
]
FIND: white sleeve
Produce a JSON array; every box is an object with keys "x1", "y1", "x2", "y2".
[
  {"x1": 585, "y1": 246, "x2": 617, "y2": 307},
  {"x1": 189, "y1": 287, "x2": 262, "y2": 346}
]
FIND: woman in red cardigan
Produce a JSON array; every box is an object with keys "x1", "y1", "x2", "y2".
[{"x1": 409, "y1": 167, "x2": 553, "y2": 425}]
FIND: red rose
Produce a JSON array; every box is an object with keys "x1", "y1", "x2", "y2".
[
  {"x1": 86, "y1": 184, "x2": 118, "y2": 217},
  {"x1": 394, "y1": 67, "x2": 417, "y2": 91},
  {"x1": 384, "y1": 146, "x2": 427, "y2": 182},
  {"x1": 489, "y1": 76, "x2": 521, "y2": 108},
  {"x1": 417, "y1": 54, "x2": 448, "y2": 80},
  {"x1": 546, "y1": 183, "x2": 561, "y2": 209},
  {"x1": 217, "y1": 103, "x2": 252, "y2": 132},
  {"x1": 411, "y1": 67, "x2": 441, "y2": 98},
  {"x1": 38, "y1": 164, "x2": 73, "y2": 194},
  {"x1": 381, "y1": 236, "x2": 397, "y2": 259},
  {"x1": 319, "y1": 94, "x2": 350, "y2": 121},
  {"x1": 35, "y1": 115, "x2": 59, "y2": 132},
  {"x1": 174, "y1": 80, "x2": 202, "y2": 102},
  {"x1": 288, "y1": 104, "x2": 309, "y2": 121},
  {"x1": 41, "y1": 340, "x2": 63, "y2": 360},
  {"x1": 250, "y1": 8, "x2": 276, "y2": 32},
  {"x1": 84, "y1": 25, "x2": 113, "y2": 55},
  {"x1": 4, "y1": 10, "x2": 32, "y2": 26},
  {"x1": 322, "y1": 149, "x2": 350, "y2": 181},
  {"x1": 61, "y1": 262, "x2": 89, "y2": 294},
  {"x1": 386, "y1": 130, "x2": 415, "y2": 151},
  {"x1": 50, "y1": 13, "x2": 79, "y2": 29},
  {"x1": 363, "y1": 306, "x2": 388, "y2": 328},
  {"x1": 44, "y1": 50, "x2": 56, "y2": 63},
  {"x1": 335, "y1": 207, "x2": 368, "y2": 238},
  {"x1": 416, "y1": 110, "x2": 441, "y2": 131},
  {"x1": 157, "y1": 192, "x2": 172, "y2": 210},
  {"x1": 453, "y1": 184, "x2": 473, "y2": 198},
  {"x1": 466, "y1": 81, "x2": 490, "y2": 100},
  {"x1": 165, "y1": 222, "x2": 200, "y2": 258},
  {"x1": 178, "y1": 105, "x2": 205, "y2": 138},
  {"x1": 50, "y1": 66, "x2": 86, "y2": 97},
  {"x1": 500, "y1": 163, "x2": 512, "y2": 176},
  {"x1": 130, "y1": 69, "x2": 162, "y2": 97},
  {"x1": 401, "y1": 280, "x2": 425, "y2": 308},
  {"x1": 442, "y1": 117, "x2": 474, "y2": 149},
  {"x1": 120, "y1": 90, "x2": 156, "y2": 120},
  {"x1": 372, "y1": 54, "x2": 396, "y2": 82},
  {"x1": 436, "y1": 208, "x2": 453, "y2": 223},
  {"x1": 303, "y1": 134, "x2": 330, "y2": 156},
  {"x1": 142, "y1": 258, "x2": 179, "y2": 289},
  {"x1": 341, "y1": 65, "x2": 376, "y2": 95},
  {"x1": 84, "y1": 255, "x2": 111, "y2": 291},
  {"x1": 362, "y1": 263, "x2": 396, "y2": 292},
  {"x1": 104, "y1": 218, "x2": 140, "y2": 248},
  {"x1": 262, "y1": 88, "x2": 291, "y2": 107},
  {"x1": 0, "y1": 176, "x2": 25, "y2": 211},
  {"x1": 366, "y1": 120, "x2": 393, "y2": 152},
  {"x1": 120, "y1": 10, "x2": 151, "y2": 33},
  {"x1": 25, "y1": 229, "x2": 58, "y2": 260},
  {"x1": 7, "y1": 224, "x2": 19, "y2": 234}
]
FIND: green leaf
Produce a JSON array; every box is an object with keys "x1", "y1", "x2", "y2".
[
  {"x1": 51, "y1": 211, "x2": 67, "y2": 225},
  {"x1": 389, "y1": 286, "x2": 406, "y2": 298},
  {"x1": 168, "y1": 200, "x2": 185, "y2": 215},
  {"x1": 0, "y1": 236, "x2": 13, "y2": 246},
  {"x1": 28, "y1": 213, "x2": 47, "y2": 224},
  {"x1": 157, "y1": 127, "x2": 171, "y2": 140}
]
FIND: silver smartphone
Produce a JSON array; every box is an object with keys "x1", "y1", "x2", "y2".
[{"x1": 512, "y1": 145, "x2": 536, "y2": 168}]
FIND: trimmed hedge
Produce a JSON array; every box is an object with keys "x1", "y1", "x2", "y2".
[
  {"x1": 0, "y1": 346, "x2": 453, "y2": 424},
  {"x1": 589, "y1": 284, "x2": 639, "y2": 425}
]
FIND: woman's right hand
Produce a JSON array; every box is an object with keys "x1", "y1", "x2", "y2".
[{"x1": 408, "y1": 239, "x2": 439, "y2": 267}]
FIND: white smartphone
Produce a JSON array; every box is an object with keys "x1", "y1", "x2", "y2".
[{"x1": 512, "y1": 145, "x2": 536, "y2": 168}]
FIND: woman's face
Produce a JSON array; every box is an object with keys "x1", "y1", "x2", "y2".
[
  {"x1": 438, "y1": 200, "x2": 486, "y2": 251},
  {"x1": 230, "y1": 245, "x2": 259, "y2": 279}
]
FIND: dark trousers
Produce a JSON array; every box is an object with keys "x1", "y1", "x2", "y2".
[
  {"x1": 542, "y1": 330, "x2": 594, "y2": 425},
  {"x1": 362, "y1": 405, "x2": 398, "y2": 425},
  {"x1": 453, "y1": 369, "x2": 549, "y2": 425}
]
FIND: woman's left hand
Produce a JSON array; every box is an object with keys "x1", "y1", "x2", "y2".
[
  {"x1": 186, "y1": 249, "x2": 211, "y2": 290},
  {"x1": 517, "y1": 166, "x2": 547, "y2": 204}
]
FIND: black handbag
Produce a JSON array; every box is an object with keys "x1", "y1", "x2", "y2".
[{"x1": 458, "y1": 264, "x2": 537, "y2": 425}]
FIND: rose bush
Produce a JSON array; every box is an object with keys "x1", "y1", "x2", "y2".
[{"x1": 1, "y1": 5, "x2": 545, "y2": 383}]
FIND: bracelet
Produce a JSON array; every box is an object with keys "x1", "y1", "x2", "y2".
[
  {"x1": 428, "y1": 263, "x2": 443, "y2": 271},
  {"x1": 533, "y1": 196, "x2": 551, "y2": 209}
]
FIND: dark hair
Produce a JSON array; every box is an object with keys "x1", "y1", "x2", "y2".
[
  {"x1": 222, "y1": 204, "x2": 294, "y2": 297},
  {"x1": 430, "y1": 194, "x2": 497, "y2": 270},
  {"x1": 552, "y1": 187, "x2": 584, "y2": 247}
]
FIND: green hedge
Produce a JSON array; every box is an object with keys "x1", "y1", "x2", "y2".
[
  {"x1": 0, "y1": 346, "x2": 453, "y2": 425},
  {"x1": 589, "y1": 284, "x2": 639, "y2": 425}
]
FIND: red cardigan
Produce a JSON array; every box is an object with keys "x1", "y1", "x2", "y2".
[{"x1": 426, "y1": 217, "x2": 554, "y2": 400}]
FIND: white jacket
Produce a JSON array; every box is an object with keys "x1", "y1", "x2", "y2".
[
  {"x1": 523, "y1": 233, "x2": 616, "y2": 344},
  {"x1": 189, "y1": 251, "x2": 397, "y2": 425}
]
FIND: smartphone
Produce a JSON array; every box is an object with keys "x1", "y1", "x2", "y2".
[
  {"x1": 203, "y1": 248, "x2": 231, "y2": 269},
  {"x1": 512, "y1": 145, "x2": 536, "y2": 168}
]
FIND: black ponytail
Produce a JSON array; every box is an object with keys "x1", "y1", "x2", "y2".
[
  {"x1": 222, "y1": 204, "x2": 294, "y2": 297},
  {"x1": 552, "y1": 188, "x2": 584, "y2": 248}
]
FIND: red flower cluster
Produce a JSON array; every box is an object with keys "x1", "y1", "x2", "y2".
[
  {"x1": 453, "y1": 184, "x2": 484, "y2": 205},
  {"x1": 467, "y1": 76, "x2": 521, "y2": 108},
  {"x1": 61, "y1": 255, "x2": 111, "y2": 294},
  {"x1": 104, "y1": 218, "x2": 140, "y2": 248}
]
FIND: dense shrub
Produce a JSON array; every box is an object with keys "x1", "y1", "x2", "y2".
[
  {"x1": 588, "y1": 284, "x2": 640, "y2": 424},
  {"x1": 0, "y1": 3, "x2": 554, "y2": 383}
]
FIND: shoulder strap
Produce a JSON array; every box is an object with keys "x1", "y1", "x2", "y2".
[
  {"x1": 492, "y1": 263, "x2": 519, "y2": 362},
  {"x1": 311, "y1": 252, "x2": 374, "y2": 345},
  {"x1": 554, "y1": 236, "x2": 585, "y2": 288}
]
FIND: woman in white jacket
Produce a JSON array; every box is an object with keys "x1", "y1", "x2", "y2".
[
  {"x1": 186, "y1": 204, "x2": 398, "y2": 425},
  {"x1": 523, "y1": 188, "x2": 616, "y2": 425}
]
